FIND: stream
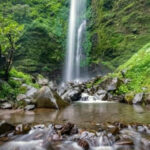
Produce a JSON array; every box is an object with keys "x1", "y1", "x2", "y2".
[
  {"x1": 1, "y1": 102, "x2": 150, "y2": 150},
  {"x1": 1, "y1": 102, "x2": 150, "y2": 128}
]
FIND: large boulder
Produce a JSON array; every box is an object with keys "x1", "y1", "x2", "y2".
[
  {"x1": 94, "y1": 89, "x2": 107, "y2": 100},
  {"x1": 0, "y1": 121, "x2": 15, "y2": 135},
  {"x1": 58, "y1": 82, "x2": 83, "y2": 102},
  {"x1": 98, "y1": 77, "x2": 122, "y2": 92},
  {"x1": 34, "y1": 86, "x2": 69, "y2": 109},
  {"x1": 37, "y1": 76, "x2": 49, "y2": 86},
  {"x1": 61, "y1": 89, "x2": 82, "y2": 102},
  {"x1": 124, "y1": 93, "x2": 135, "y2": 104},
  {"x1": 57, "y1": 82, "x2": 71, "y2": 96},
  {"x1": 143, "y1": 93, "x2": 150, "y2": 104},
  {"x1": 26, "y1": 87, "x2": 38, "y2": 98},
  {"x1": 16, "y1": 85, "x2": 38, "y2": 105},
  {"x1": 132, "y1": 93, "x2": 144, "y2": 104},
  {"x1": 48, "y1": 81, "x2": 57, "y2": 91},
  {"x1": 17, "y1": 94, "x2": 26, "y2": 101},
  {"x1": 0, "y1": 102, "x2": 12, "y2": 109},
  {"x1": 24, "y1": 105, "x2": 35, "y2": 111},
  {"x1": 108, "y1": 95, "x2": 124, "y2": 102},
  {"x1": 21, "y1": 84, "x2": 32, "y2": 91}
]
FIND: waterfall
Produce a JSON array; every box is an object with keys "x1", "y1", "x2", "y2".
[
  {"x1": 75, "y1": 20, "x2": 86, "y2": 80},
  {"x1": 64, "y1": 0, "x2": 87, "y2": 82}
]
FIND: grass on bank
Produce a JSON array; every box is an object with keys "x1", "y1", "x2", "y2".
[
  {"x1": 0, "y1": 68, "x2": 39, "y2": 100},
  {"x1": 116, "y1": 43, "x2": 150, "y2": 94},
  {"x1": 91, "y1": 43, "x2": 150, "y2": 96}
]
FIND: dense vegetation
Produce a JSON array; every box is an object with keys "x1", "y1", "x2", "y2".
[
  {"x1": 1, "y1": 0, "x2": 150, "y2": 100},
  {"x1": 117, "y1": 43, "x2": 150, "y2": 94},
  {"x1": 90, "y1": 0, "x2": 150, "y2": 69},
  {"x1": 0, "y1": 68, "x2": 39, "y2": 100},
  {"x1": 0, "y1": 0, "x2": 69, "y2": 99},
  {"x1": 0, "y1": 0, "x2": 69, "y2": 79},
  {"x1": 1, "y1": 0, "x2": 150, "y2": 75}
]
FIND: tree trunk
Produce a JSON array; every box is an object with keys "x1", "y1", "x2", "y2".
[
  {"x1": 0, "y1": 44, "x2": 1, "y2": 58},
  {"x1": 4, "y1": 34, "x2": 15, "y2": 81}
]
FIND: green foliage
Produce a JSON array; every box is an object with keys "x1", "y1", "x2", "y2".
[
  {"x1": 90, "y1": 0, "x2": 150, "y2": 69},
  {"x1": 0, "y1": 0, "x2": 69, "y2": 75},
  {"x1": 10, "y1": 68, "x2": 39, "y2": 88},
  {"x1": 0, "y1": 15, "x2": 24, "y2": 52},
  {"x1": 124, "y1": 92, "x2": 135, "y2": 104},
  {"x1": 10, "y1": 68, "x2": 31, "y2": 83},
  {"x1": 117, "y1": 84, "x2": 129, "y2": 94},
  {"x1": 117, "y1": 43, "x2": 150, "y2": 94},
  {"x1": 0, "y1": 68, "x2": 39, "y2": 99},
  {"x1": 0, "y1": 82, "x2": 15, "y2": 99}
]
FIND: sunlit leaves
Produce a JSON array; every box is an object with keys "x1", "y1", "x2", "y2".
[{"x1": 0, "y1": 16, "x2": 24, "y2": 53}]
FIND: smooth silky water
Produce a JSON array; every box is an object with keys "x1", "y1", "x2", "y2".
[
  {"x1": 64, "y1": 0, "x2": 87, "y2": 82},
  {"x1": 1, "y1": 102, "x2": 150, "y2": 150}
]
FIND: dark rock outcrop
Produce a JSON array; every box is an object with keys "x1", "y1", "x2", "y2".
[
  {"x1": 58, "y1": 82, "x2": 84, "y2": 102},
  {"x1": 78, "y1": 139, "x2": 89, "y2": 150},
  {"x1": 0, "y1": 121, "x2": 15, "y2": 135},
  {"x1": 60, "y1": 122, "x2": 74, "y2": 135}
]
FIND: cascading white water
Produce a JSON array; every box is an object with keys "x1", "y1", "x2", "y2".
[
  {"x1": 75, "y1": 20, "x2": 86, "y2": 80},
  {"x1": 64, "y1": 0, "x2": 87, "y2": 82},
  {"x1": 64, "y1": 0, "x2": 77, "y2": 82}
]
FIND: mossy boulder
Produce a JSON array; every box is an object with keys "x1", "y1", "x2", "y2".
[
  {"x1": 34, "y1": 86, "x2": 69, "y2": 109},
  {"x1": 132, "y1": 93, "x2": 144, "y2": 104},
  {"x1": 98, "y1": 77, "x2": 123, "y2": 92},
  {"x1": 124, "y1": 92, "x2": 135, "y2": 104},
  {"x1": 143, "y1": 93, "x2": 150, "y2": 104}
]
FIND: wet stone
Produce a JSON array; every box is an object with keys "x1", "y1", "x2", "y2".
[
  {"x1": 107, "y1": 125, "x2": 119, "y2": 135},
  {"x1": 15, "y1": 124, "x2": 31, "y2": 134},
  {"x1": 25, "y1": 105, "x2": 35, "y2": 111},
  {"x1": 0, "y1": 121, "x2": 15, "y2": 135},
  {"x1": 52, "y1": 134, "x2": 61, "y2": 141},
  {"x1": 115, "y1": 139, "x2": 134, "y2": 145},
  {"x1": 54, "y1": 125, "x2": 63, "y2": 130},
  {"x1": 70, "y1": 125, "x2": 78, "y2": 135},
  {"x1": 33, "y1": 124, "x2": 45, "y2": 129},
  {"x1": 0, "y1": 102, "x2": 12, "y2": 109},
  {"x1": 60, "y1": 122, "x2": 74, "y2": 135},
  {"x1": 141, "y1": 137, "x2": 150, "y2": 149},
  {"x1": 137, "y1": 125, "x2": 145, "y2": 133},
  {"x1": 78, "y1": 139, "x2": 89, "y2": 150}
]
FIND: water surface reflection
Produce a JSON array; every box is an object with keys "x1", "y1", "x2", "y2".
[{"x1": 0, "y1": 102, "x2": 150, "y2": 129}]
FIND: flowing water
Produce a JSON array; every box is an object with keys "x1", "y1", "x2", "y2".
[
  {"x1": 64, "y1": 0, "x2": 87, "y2": 82},
  {"x1": 75, "y1": 20, "x2": 87, "y2": 80},
  {"x1": 1, "y1": 102, "x2": 150, "y2": 150}
]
